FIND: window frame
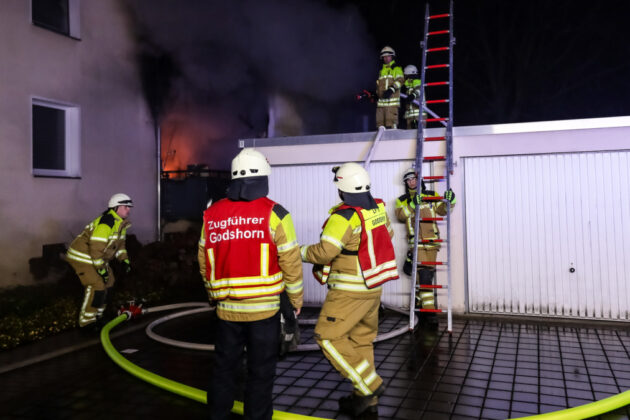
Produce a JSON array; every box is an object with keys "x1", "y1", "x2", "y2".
[
  {"x1": 31, "y1": 97, "x2": 81, "y2": 178},
  {"x1": 31, "y1": 0, "x2": 81, "y2": 40}
]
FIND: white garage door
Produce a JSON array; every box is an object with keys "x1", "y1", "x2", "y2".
[{"x1": 464, "y1": 151, "x2": 630, "y2": 320}]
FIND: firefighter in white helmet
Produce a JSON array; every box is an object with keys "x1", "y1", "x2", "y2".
[
  {"x1": 402, "y1": 64, "x2": 426, "y2": 129},
  {"x1": 376, "y1": 46, "x2": 404, "y2": 129},
  {"x1": 198, "y1": 148, "x2": 303, "y2": 420},
  {"x1": 301, "y1": 162, "x2": 398, "y2": 417},
  {"x1": 66, "y1": 193, "x2": 133, "y2": 330},
  {"x1": 395, "y1": 168, "x2": 455, "y2": 320}
]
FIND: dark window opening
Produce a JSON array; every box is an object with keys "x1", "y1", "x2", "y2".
[
  {"x1": 32, "y1": 0, "x2": 69, "y2": 35},
  {"x1": 33, "y1": 105, "x2": 65, "y2": 170}
]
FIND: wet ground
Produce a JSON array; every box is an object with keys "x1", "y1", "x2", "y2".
[{"x1": 1, "y1": 306, "x2": 630, "y2": 419}]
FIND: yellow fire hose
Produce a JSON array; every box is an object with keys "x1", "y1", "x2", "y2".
[
  {"x1": 102, "y1": 313, "x2": 630, "y2": 420},
  {"x1": 101, "y1": 314, "x2": 331, "y2": 420}
]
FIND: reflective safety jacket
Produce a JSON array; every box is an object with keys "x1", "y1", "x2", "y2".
[
  {"x1": 376, "y1": 60, "x2": 404, "y2": 108},
  {"x1": 301, "y1": 199, "x2": 398, "y2": 293},
  {"x1": 395, "y1": 189, "x2": 453, "y2": 247},
  {"x1": 198, "y1": 197, "x2": 303, "y2": 322},
  {"x1": 403, "y1": 78, "x2": 422, "y2": 120},
  {"x1": 66, "y1": 209, "x2": 131, "y2": 270}
]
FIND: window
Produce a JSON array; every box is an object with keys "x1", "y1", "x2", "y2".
[
  {"x1": 31, "y1": 0, "x2": 80, "y2": 39},
  {"x1": 32, "y1": 98, "x2": 80, "y2": 178}
]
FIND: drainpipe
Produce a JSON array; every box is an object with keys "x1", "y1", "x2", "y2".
[{"x1": 156, "y1": 122, "x2": 162, "y2": 241}]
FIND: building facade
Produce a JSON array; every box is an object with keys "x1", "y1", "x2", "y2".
[{"x1": 0, "y1": 0, "x2": 156, "y2": 286}]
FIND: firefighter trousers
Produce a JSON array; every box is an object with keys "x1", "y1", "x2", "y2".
[
  {"x1": 375, "y1": 106, "x2": 398, "y2": 129},
  {"x1": 68, "y1": 260, "x2": 115, "y2": 327},
  {"x1": 314, "y1": 289, "x2": 383, "y2": 396},
  {"x1": 209, "y1": 312, "x2": 280, "y2": 420}
]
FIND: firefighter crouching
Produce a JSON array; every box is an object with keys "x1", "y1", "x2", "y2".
[
  {"x1": 301, "y1": 162, "x2": 398, "y2": 417},
  {"x1": 395, "y1": 168, "x2": 455, "y2": 317},
  {"x1": 66, "y1": 193, "x2": 133, "y2": 329},
  {"x1": 198, "y1": 148, "x2": 303, "y2": 420}
]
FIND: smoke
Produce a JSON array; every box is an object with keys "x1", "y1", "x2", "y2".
[{"x1": 126, "y1": 0, "x2": 376, "y2": 169}]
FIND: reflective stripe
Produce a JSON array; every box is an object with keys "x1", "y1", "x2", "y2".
[
  {"x1": 79, "y1": 285, "x2": 93, "y2": 323},
  {"x1": 92, "y1": 258, "x2": 104, "y2": 266},
  {"x1": 327, "y1": 283, "x2": 381, "y2": 292},
  {"x1": 67, "y1": 248, "x2": 93, "y2": 264},
  {"x1": 261, "y1": 243, "x2": 269, "y2": 277},
  {"x1": 365, "y1": 268, "x2": 398, "y2": 288},
  {"x1": 207, "y1": 249, "x2": 215, "y2": 282},
  {"x1": 212, "y1": 281, "x2": 284, "y2": 300},
  {"x1": 218, "y1": 300, "x2": 280, "y2": 313},
  {"x1": 363, "y1": 260, "x2": 398, "y2": 278},
  {"x1": 277, "y1": 240, "x2": 298, "y2": 253},
  {"x1": 90, "y1": 237, "x2": 108, "y2": 243},
  {"x1": 210, "y1": 272, "x2": 282, "y2": 288},
  {"x1": 356, "y1": 359, "x2": 370, "y2": 374},
  {"x1": 321, "y1": 234, "x2": 343, "y2": 250},
  {"x1": 300, "y1": 245, "x2": 309, "y2": 261},
  {"x1": 115, "y1": 250, "x2": 127, "y2": 257},
  {"x1": 321, "y1": 340, "x2": 372, "y2": 396},
  {"x1": 199, "y1": 238, "x2": 206, "y2": 246},
  {"x1": 285, "y1": 281, "x2": 303, "y2": 294},
  {"x1": 364, "y1": 370, "x2": 378, "y2": 386}
]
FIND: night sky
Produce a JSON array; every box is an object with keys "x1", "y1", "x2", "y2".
[{"x1": 126, "y1": 0, "x2": 630, "y2": 170}]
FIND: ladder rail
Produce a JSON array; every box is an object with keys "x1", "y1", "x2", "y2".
[{"x1": 409, "y1": 1, "x2": 455, "y2": 334}]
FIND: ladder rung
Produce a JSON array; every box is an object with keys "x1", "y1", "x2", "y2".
[
  {"x1": 420, "y1": 217, "x2": 444, "y2": 221},
  {"x1": 420, "y1": 261, "x2": 444, "y2": 265},
  {"x1": 427, "y1": 47, "x2": 450, "y2": 52},
  {"x1": 420, "y1": 239, "x2": 443, "y2": 243},
  {"x1": 422, "y1": 195, "x2": 445, "y2": 200},
  {"x1": 417, "y1": 308, "x2": 443, "y2": 313},
  {"x1": 425, "y1": 117, "x2": 448, "y2": 122},
  {"x1": 425, "y1": 81, "x2": 449, "y2": 86},
  {"x1": 426, "y1": 99, "x2": 449, "y2": 104},
  {"x1": 418, "y1": 284, "x2": 445, "y2": 289},
  {"x1": 429, "y1": 13, "x2": 450, "y2": 19},
  {"x1": 424, "y1": 136, "x2": 446, "y2": 141},
  {"x1": 423, "y1": 156, "x2": 445, "y2": 161},
  {"x1": 426, "y1": 64, "x2": 450, "y2": 69},
  {"x1": 422, "y1": 176, "x2": 445, "y2": 181},
  {"x1": 428, "y1": 30, "x2": 450, "y2": 36}
]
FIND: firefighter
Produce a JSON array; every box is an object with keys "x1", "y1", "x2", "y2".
[
  {"x1": 376, "y1": 46, "x2": 404, "y2": 129},
  {"x1": 402, "y1": 64, "x2": 426, "y2": 129},
  {"x1": 301, "y1": 162, "x2": 398, "y2": 417},
  {"x1": 66, "y1": 193, "x2": 133, "y2": 330},
  {"x1": 395, "y1": 168, "x2": 455, "y2": 316},
  {"x1": 198, "y1": 148, "x2": 303, "y2": 420}
]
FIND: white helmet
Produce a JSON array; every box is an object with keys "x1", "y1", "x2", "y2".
[
  {"x1": 108, "y1": 193, "x2": 133, "y2": 208},
  {"x1": 380, "y1": 46, "x2": 396, "y2": 58},
  {"x1": 231, "y1": 148, "x2": 271, "y2": 179},
  {"x1": 333, "y1": 162, "x2": 371, "y2": 193},
  {"x1": 402, "y1": 167, "x2": 417, "y2": 182},
  {"x1": 404, "y1": 65, "x2": 418, "y2": 76}
]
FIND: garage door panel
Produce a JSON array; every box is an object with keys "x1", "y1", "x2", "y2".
[{"x1": 465, "y1": 151, "x2": 630, "y2": 320}]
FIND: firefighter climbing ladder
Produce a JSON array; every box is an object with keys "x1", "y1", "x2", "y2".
[{"x1": 408, "y1": 1, "x2": 455, "y2": 333}]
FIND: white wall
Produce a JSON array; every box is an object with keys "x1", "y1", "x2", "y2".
[
  {"x1": 0, "y1": 1, "x2": 156, "y2": 286},
  {"x1": 246, "y1": 116, "x2": 630, "y2": 318}
]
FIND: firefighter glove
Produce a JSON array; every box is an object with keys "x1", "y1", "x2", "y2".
[
  {"x1": 123, "y1": 258, "x2": 132, "y2": 273},
  {"x1": 409, "y1": 193, "x2": 422, "y2": 208},
  {"x1": 444, "y1": 189, "x2": 456, "y2": 205},
  {"x1": 382, "y1": 87, "x2": 395, "y2": 99},
  {"x1": 97, "y1": 267, "x2": 109, "y2": 284},
  {"x1": 407, "y1": 92, "x2": 417, "y2": 103}
]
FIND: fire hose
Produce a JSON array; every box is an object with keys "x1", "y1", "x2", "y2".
[
  {"x1": 103, "y1": 303, "x2": 630, "y2": 419},
  {"x1": 100, "y1": 309, "x2": 332, "y2": 420}
]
